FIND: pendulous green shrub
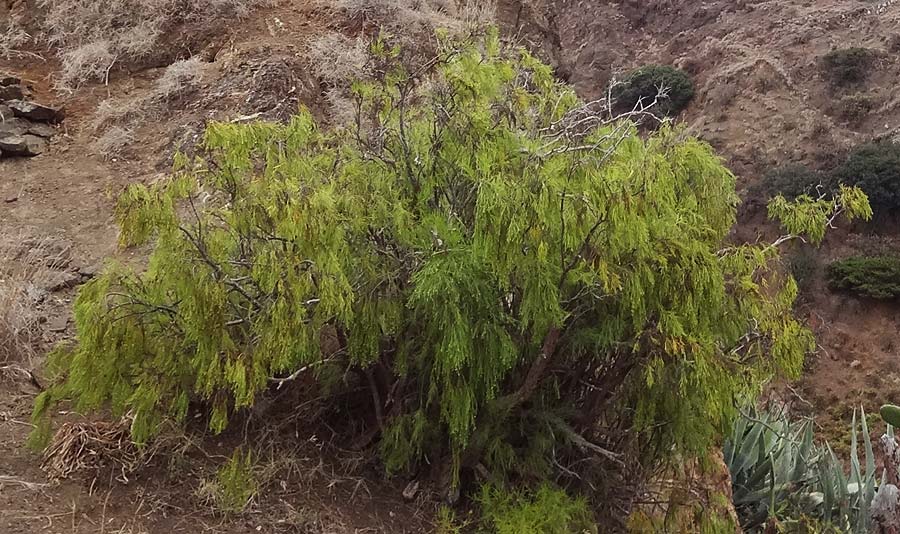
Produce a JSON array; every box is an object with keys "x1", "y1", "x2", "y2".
[
  {"x1": 827, "y1": 255, "x2": 900, "y2": 299},
  {"x1": 820, "y1": 47, "x2": 875, "y2": 87},
  {"x1": 30, "y1": 30, "x2": 870, "y2": 507},
  {"x1": 612, "y1": 65, "x2": 695, "y2": 117},
  {"x1": 830, "y1": 140, "x2": 900, "y2": 215}
]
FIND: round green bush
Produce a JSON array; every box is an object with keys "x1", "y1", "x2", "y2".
[
  {"x1": 753, "y1": 164, "x2": 825, "y2": 201},
  {"x1": 830, "y1": 140, "x2": 900, "y2": 214},
  {"x1": 612, "y1": 65, "x2": 695, "y2": 117},
  {"x1": 827, "y1": 255, "x2": 900, "y2": 299},
  {"x1": 820, "y1": 47, "x2": 874, "y2": 87}
]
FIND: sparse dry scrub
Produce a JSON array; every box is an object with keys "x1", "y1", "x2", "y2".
[
  {"x1": 154, "y1": 56, "x2": 205, "y2": 99},
  {"x1": 306, "y1": 33, "x2": 370, "y2": 125},
  {"x1": 308, "y1": 0, "x2": 495, "y2": 124},
  {"x1": 0, "y1": 19, "x2": 31, "y2": 59},
  {"x1": 327, "y1": 0, "x2": 495, "y2": 36},
  {"x1": 91, "y1": 125, "x2": 137, "y2": 159},
  {"x1": 89, "y1": 57, "x2": 206, "y2": 156},
  {"x1": 38, "y1": 0, "x2": 276, "y2": 89},
  {"x1": 0, "y1": 237, "x2": 69, "y2": 368}
]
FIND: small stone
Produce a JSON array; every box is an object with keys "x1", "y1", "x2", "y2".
[
  {"x1": 4, "y1": 195, "x2": 17, "y2": 203},
  {"x1": 42, "y1": 270, "x2": 81, "y2": 292},
  {"x1": 77, "y1": 262, "x2": 101, "y2": 280},
  {"x1": 6, "y1": 99, "x2": 64, "y2": 123},
  {"x1": 0, "y1": 74, "x2": 20, "y2": 86},
  {"x1": 850, "y1": 359, "x2": 862, "y2": 369},
  {"x1": 47, "y1": 316, "x2": 68, "y2": 333},
  {"x1": 0, "y1": 84, "x2": 25, "y2": 101},
  {"x1": 0, "y1": 134, "x2": 46, "y2": 156},
  {"x1": 25, "y1": 122, "x2": 56, "y2": 138},
  {"x1": 402, "y1": 480, "x2": 420, "y2": 501}
]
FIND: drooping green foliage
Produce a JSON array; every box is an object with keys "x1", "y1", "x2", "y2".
[
  {"x1": 32, "y1": 31, "x2": 870, "y2": 499},
  {"x1": 725, "y1": 408, "x2": 881, "y2": 533},
  {"x1": 476, "y1": 483, "x2": 596, "y2": 534},
  {"x1": 612, "y1": 65, "x2": 695, "y2": 117},
  {"x1": 827, "y1": 255, "x2": 900, "y2": 299},
  {"x1": 830, "y1": 140, "x2": 900, "y2": 215}
]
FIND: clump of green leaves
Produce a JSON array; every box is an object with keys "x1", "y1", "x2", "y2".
[
  {"x1": 477, "y1": 483, "x2": 596, "y2": 534},
  {"x1": 31, "y1": 30, "x2": 870, "y2": 507},
  {"x1": 612, "y1": 65, "x2": 695, "y2": 117},
  {"x1": 205, "y1": 449, "x2": 257, "y2": 513},
  {"x1": 820, "y1": 47, "x2": 875, "y2": 87},
  {"x1": 830, "y1": 140, "x2": 900, "y2": 215},
  {"x1": 827, "y1": 255, "x2": 900, "y2": 299}
]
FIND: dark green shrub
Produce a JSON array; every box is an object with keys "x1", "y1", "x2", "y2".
[
  {"x1": 612, "y1": 65, "x2": 694, "y2": 117},
  {"x1": 827, "y1": 255, "x2": 900, "y2": 299},
  {"x1": 830, "y1": 140, "x2": 900, "y2": 214},
  {"x1": 787, "y1": 246, "x2": 820, "y2": 296},
  {"x1": 753, "y1": 164, "x2": 824, "y2": 201},
  {"x1": 819, "y1": 47, "x2": 874, "y2": 87}
]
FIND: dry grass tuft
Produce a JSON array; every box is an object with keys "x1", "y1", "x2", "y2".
[
  {"x1": 91, "y1": 125, "x2": 137, "y2": 159},
  {"x1": 307, "y1": 0, "x2": 495, "y2": 125},
  {"x1": 0, "y1": 19, "x2": 31, "y2": 59},
  {"x1": 154, "y1": 56, "x2": 205, "y2": 99}
]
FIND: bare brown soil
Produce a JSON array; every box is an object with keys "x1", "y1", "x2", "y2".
[{"x1": 1, "y1": 0, "x2": 899, "y2": 532}]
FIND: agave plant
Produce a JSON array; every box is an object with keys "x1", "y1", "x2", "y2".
[{"x1": 725, "y1": 407, "x2": 881, "y2": 532}]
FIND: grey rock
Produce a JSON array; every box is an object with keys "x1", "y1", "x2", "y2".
[
  {"x1": 26, "y1": 122, "x2": 56, "y2": 138},
  {"x1": 47, "y1": 316, "x2": 68, "y2": 333},
  {"x1": 0, "y1": 134, "x2": 47, "y2": 156},
  {"x1": 77, "y1": 262, "x2": 102, "y2": 280},
  {"x1": 0, "y1": 84, "x2": 25, "y2": 101},
  {"x1": 0, "y1": 104, "x2": 12, "y2": 119},
  {"x1": 7, "y1": 99, "x2": 63, "y2": 123},
  {"x1": 42, "y1": 270, "x2": 80, "y2": 292},
  {"x1": 0, "y1": 115, "x2": 56, "y2": 138},
  {"x1": 0, "y1": 116, "x2": 28, "y2": 135}
]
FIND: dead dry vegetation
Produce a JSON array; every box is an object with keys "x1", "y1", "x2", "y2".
[{"x1": 34, "y1": 0, "x2": 276, "y2": 89}]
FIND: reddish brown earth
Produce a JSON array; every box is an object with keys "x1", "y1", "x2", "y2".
[{"x1": 1, "y1": 0, "x2": 899, "y2": 532}]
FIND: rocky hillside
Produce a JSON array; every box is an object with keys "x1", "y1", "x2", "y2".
[{"x1": 503, "y1": 0, "x2": 900, "y2": 444}]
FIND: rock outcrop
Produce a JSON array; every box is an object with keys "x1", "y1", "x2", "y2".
[{"x1": 0, "y1": 73, "x2": 62, "y2": 158}]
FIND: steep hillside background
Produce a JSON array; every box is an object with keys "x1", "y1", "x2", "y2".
[
  {"x1": 1, "y1": 0, "x2": 899, "y2": 531},
  {"x1": 500, "y1": 0, "x2": 900, "y2": 449}
]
